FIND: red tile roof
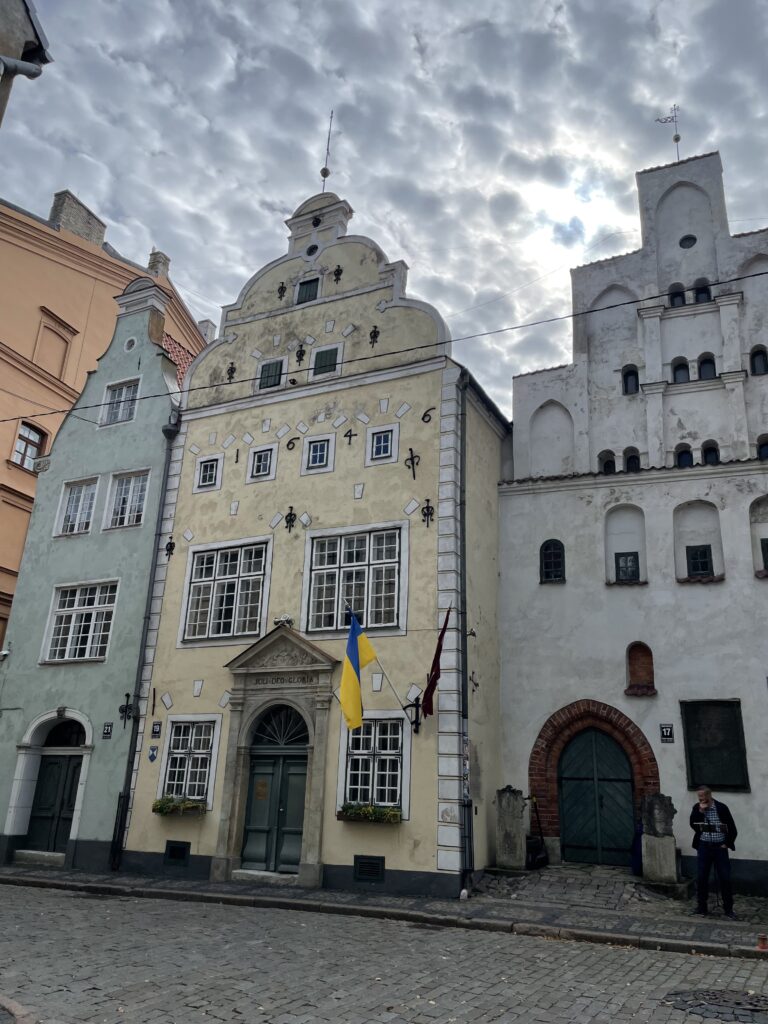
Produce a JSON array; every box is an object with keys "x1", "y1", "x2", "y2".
[{"x1": 161, "y1": 332, "x2": 196, "y2": 388}]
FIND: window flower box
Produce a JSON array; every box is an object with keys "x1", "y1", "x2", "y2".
[
  {"x1": 151, "y1": 797, "x2": 207, "y2": 817},
  {"x1": 336, "y1": 803, "x2": 401, "y2": 824}
]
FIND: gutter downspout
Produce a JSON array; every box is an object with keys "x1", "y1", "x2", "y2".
[
  {"x1": 110, "y1": 408, "x2": 180, "y2": 869},
  {"x1": 457, "y1": 368, "x2": 474, "y2": 886},
  {"x1": 0, "y1": 56, "x2": 43, "y2": 80}
]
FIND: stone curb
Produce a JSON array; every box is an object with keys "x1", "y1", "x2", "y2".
[
  {"x1": 1, "y1": 874, "x2": 765, "y2": 961},
  {"x1": 0, "y1": 993, "x2": 37, "y2": 1024}
]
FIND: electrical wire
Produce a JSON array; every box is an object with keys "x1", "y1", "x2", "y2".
[{"x1": 1, "y1": 267, "x2": 766, "y2": 427}]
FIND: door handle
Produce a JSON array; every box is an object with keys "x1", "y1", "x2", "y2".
[{"x1": 279, "y1": 807, "x2": 284, "y2": 813}]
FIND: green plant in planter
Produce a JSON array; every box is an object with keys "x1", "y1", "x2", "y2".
[
  {"x1": 338, "y1": 802, "x2": 401, "y2": 823},
  {"x1": 151, "y1": 796, "x2": 207, "y2": 816}
]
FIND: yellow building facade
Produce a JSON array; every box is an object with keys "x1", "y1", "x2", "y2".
[{"x1": 125, "y1": 193, "x2": 505, "y2": 894}]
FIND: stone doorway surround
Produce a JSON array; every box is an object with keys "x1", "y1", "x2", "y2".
[{"x1": 212, "y1": 625, "x2": 338, "y2": 887}]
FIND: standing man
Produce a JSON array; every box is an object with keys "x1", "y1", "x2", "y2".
[{"x1": 690, "y1": 785, "x2": 738, "y2": 919}]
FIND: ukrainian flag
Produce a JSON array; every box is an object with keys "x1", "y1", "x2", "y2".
[{"x1": 340, "y1": 612, "x2": 377, "y2": 730}]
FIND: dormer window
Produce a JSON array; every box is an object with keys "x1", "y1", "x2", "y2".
[
  {"x1": 669, "y1": 284, "x2": 686, "y2": 308},
  {"x1": 694, "y1": 279, "x2": 712, "y2": 303},
  {"x1": 297, "y1": 279, "x2": 319, "y2": 304}
]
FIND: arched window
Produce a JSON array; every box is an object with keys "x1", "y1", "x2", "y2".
[
  {"x1": 669, "y1": 283, "x2": 686, "y2": 307},
  {"x1": 698, "y1": 354, "x2": 717, "y2": 380},
  {"x1": 598, "y1": 450, "x2": 616, "y2": 475},
  {"x1": 672, "y1": 358, "x2": 690, "y2": 384},
  {"x1": 694, "y1": 278, "x2": 712, "y2": 303},
  {"x1": 750, "y1": 346, "x2": 768, "y2": 376},
  {"x1": 622, "y1": 365, "x2": 639, "y2": 395},
  {"x1": 529, "y1": 401, "x2": 575, "y2": 478},
  {"x1": 624, "y1": 447, "x2": 640, "y2": 473},
  {"x1": 44, "y1": 719, "x2": 86, "y2": 747},
  {"x1": 626, "y1": 642, "x2": 656, "y2": 696},
  {"x1": 749, "y1": 496, "x2": 768, "y2": 575},
  {"x1": 758, "y1": 435, "x2": 768, "y2": 461},
  {"x1": 675, "y1": 445, "x2": 693, "y2": 468},
  {"x1": 605, "y1": 505, "x2": 646, "y2": 583},
  {"x1": 540, "y1": 540, "x2": 565, "y2": 583},
  {"x1": 701, "y1": 441, "x2": 720, "y2": 466},
  {"x1": 11, "y1": 421, "x2": 46, "y2": 470},
  {"x1": 673, "y1": 500, "x2": 724, "y2": 580}
]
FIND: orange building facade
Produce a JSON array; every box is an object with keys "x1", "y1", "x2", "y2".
[{"x1": 0, "y1": 190, "x2": 210, "y2": 642}]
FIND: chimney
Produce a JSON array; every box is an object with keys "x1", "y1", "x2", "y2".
[
  {"x1": 49, "y1": 190, "x2": 106, "y2": 247},
  {"x1": 197, "y1": 319, "x2": 217, "y2": 344},
  {"x1": 147, "y1": 248, "x2": 171, "y2": 277}
]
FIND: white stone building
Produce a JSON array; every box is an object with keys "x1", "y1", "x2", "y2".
[{"x1": 499, "y1": 152, "x2": 768, "y2": 892}]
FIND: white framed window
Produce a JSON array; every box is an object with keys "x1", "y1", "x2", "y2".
[
  {"x1": 257, "y1": 357, "x2": 287, "y2": 391},
  {"x1": 193, "y1": 453, "x2": 223, "y2": 494},
  {"x1": 306, "y1": 527, "x2": 402, "y2": 632},
  {"x1": 337, "y1": 711, "x2": 411, "y2": 818},
  {"x1": 246, "y1": 443, "x2": 278, "y2": 484},
  {"x1": 105, "y1": 471, "x2": 149, "y2": 529},
  {"x1": 365, "y1": 422, "x2": 400, "y2": 467},
  {"x1": 101, "y1": 379, "x2": 139, "y2": 425},
  {"x1": 157, "y1": 714, "x2": 222, "y2": 810},
  {"x1": 45, "y1": 581, "x2": 118, "y2": 661},
  {"x1": 310, "y1": 342, "x2": 342, "y2": 380},
  {"x1": 301, "y1": 433, "x2": 336, "y2": 477},
  {"x1": 183, "y1": 540, "x2": 269, "y2": 640},
  {"x1": 57, "y1": 479, "x2": 98, "y2": 535}
]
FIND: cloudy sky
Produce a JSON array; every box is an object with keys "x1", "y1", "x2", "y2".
[{"x1": 5, "y1": 0, "x2": 768, "y2": 415}]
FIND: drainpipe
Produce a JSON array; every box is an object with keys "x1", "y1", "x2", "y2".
[
  {"x1": 110, "y1": 407, "x2": 180, "y2": 869},
  {"x1": 0, "y1": 56, "x2": 43, "y2": 81},
  {"x1": 457, "y1": 369, "x2": 474, "y2": 886}
]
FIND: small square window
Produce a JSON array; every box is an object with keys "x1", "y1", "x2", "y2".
[
  {"x1": 307, "y1": 439, "x2": 329, "y2": 469},
  {"x1": 251, "y1": 449, "x2": 272, "y2": 478},
  {"x1": 297, "y1": 279, "x2": 319, "y2": 304},
  {"x1": 312, "y1": 347, "x2": 338, "y2": 376},
  {"x1": 761, "y1": 538, "x2": 768, "y2": 571},
  {"x1": 259, "y1": 360, "x2": 284, "y2": 390},
  {"x1": 371, "y1": 430, "x2": 392, "y2": 460},
  {"x1": 198, "y1": 459, "x2": 219, "y2": 488},
  {"x1": 615, "y1": 551, "x2": 640, "y2": 582},
  {"x1": 686, "y1": 544, "x2": 713, "y2": 578}
]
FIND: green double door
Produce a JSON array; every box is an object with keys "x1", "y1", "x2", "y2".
[
  {"x1": 26, "y1": 755, "x2": 82, "y2": 853},
  {"x1": 558, "y1": 729, "x2": 634, "y2": 866},
  {"x1": 241, "y1": 754, "x2": 307, "y2": 873}
]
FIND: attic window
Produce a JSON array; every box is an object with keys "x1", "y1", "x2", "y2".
[
  {"x1": 297, "y1": 279, "x2": 319, "y2": 304},
  {"x1": 306, "y1": 244, "x2": 318, "y2": 256},
  {"x1": 679, "y1": 235, "x2": 697, "y2": 249}
]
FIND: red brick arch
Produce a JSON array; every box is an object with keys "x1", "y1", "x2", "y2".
[{"x1": 528, "y1": 700, "x2": 660, "y2": 837}]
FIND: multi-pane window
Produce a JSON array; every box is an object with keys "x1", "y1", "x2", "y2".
[
  {"x1": 59, "y1": 480, "x2": 97, "y2": 535},
  {"x1": 308, "y1": 529, "x2": 400, "y2": 631},
  {"x1": 12, "y1": 422, "x2": 45, "y2": 469},
  {"x1": 184, "y1": 543, "x2": 267, "y2": 639},
  {"x1": 197, "y1": 458, "x2": 219, "y2": 489},
  {"x1": 47, "y1": 582, "x2": 117, "y2": 660},
  {"x1": 762, "y1": 538, "x2": 768, "y2": 571},
  {"x1": 615, "y1": 551, "x2": 640, "y2": 582},
  {"x1": 259, "y1": 359, "x2": 283, "y2": 390},
  {"x1": 108, "y1": 472, "x2": 148, "y2": 528},
  {"x1": 297, "y1": 278, "x2": 319, "y2": 304},
  {"x1": 307, "y1": 438, "x2": 329, "y2": 469},
  {"x1": 164, "y1": 721, "x2": 214, "y2": 800},
  {"x1": 346, "y1": 719, "x2": 403, "y2": 806},
  {"x1": 686, "y1": 544, "x2": 713, "y2": 577},
  {"x1": 540, "y1": 539, "x2": 565, "y2": 583},
  {"x1": 103, "y1": 380, "x2": 139, "y2": 425},
  {"x1": 250, "y1": 449, "x2": 272, "y2": 478},
  {"x1": 370, "y1": 429, "x2": 393, "y2": 460},
  {"x1": 312, "y1": 347, "x2": 339, "y2": 376}
]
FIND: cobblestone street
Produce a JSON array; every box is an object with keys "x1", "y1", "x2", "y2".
[{"x1": 2, "y1": 887, "x2": 768, "y2": 1024}]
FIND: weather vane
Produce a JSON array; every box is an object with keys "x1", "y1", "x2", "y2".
[
  {"x1": 655, "y1": 104, "x2": 681, "y2": 161},
  {"x1": 320, "y1": 109, "x2": 333, "y2": 192}
]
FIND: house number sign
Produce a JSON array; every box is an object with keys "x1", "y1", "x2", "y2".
[
  {"x1": 660, "y1": 723, "x2": 674, "y2": 743},
  {"x1": 102, "y1": 722, "x2": 113, "y2": 739}
]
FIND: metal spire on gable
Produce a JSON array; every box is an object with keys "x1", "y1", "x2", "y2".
[
  {"x1": 655, "y1": 104, "x2": 681, "y2": 161},
  {"x1": 320, "y1": 109, "x2": 334, "y2": 191}
]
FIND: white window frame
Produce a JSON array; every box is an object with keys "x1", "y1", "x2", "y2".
[
  {"x1": 177, "y1": 535, "x2": 273, "y2": 648},
  {"x1": 41, "y1": 578, "x2": 119, "y2": 663},
  {"x1": 300, "y1": 433, "x2": 336, "y2": 477},
  {"x1": 255, "y1": 355, "x2": 288, "y2": 393},
  {"x1": 54, "y1": 477, "x2": 100, "y2": 537},
  {"x1": 336, "y1": 710, "x2": 411, "y2": 819},
  {"x1": 193, "y1": 453, "x2": 224, "y2": 494},
  {"x1": 309, "y1": 341, "x2": 343, "y2": 381},
  {"x1": 365, "y1": 422, "x2": 400, "y2": 467},
  {"x1": 102, "y1": 469, "x2": 151, "y2": 530},
  {"x1": 295, "y1": 276, "x2": 321, "y2": 305},
  {"x1": 245, "y1": 443, "x2": 278, "y2": 484},
  {"x1": 100, "y1": 376, "x2": 141, "y2": 427},
  {"x1": 300, "y1": 520, "x2": 409, "y2": 637},
  {"x1": 155, "y1": 713, "x2": 223, "y2": 811}
]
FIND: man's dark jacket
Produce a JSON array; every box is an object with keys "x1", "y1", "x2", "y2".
[{"x1": 690, "y1": 799, "x2": 737, "y2": 851}]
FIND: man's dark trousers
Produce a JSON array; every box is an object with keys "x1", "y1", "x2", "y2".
[{"x1": 697, "y1": 844, "x2": 733, "y2": 913}]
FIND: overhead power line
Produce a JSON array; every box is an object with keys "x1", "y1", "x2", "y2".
[{"x1": 1, "y1": 268, "x2": 766, "y2": 428}]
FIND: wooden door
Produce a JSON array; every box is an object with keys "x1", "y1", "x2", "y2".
[
  {"x1": 26, "y1": 755, "x2": 82, "y2": 853},
  {"x1": 241, "y1": 755, "x2": 306, "y2": 872}
]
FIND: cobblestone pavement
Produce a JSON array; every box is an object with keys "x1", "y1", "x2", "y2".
[{"x1": 2, "y1": 886, "x2": 768, "y2": 1024}]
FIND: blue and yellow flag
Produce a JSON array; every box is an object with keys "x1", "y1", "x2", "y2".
[{"x1": 340, "y1": 613, "x2": 376, "y2": 730}]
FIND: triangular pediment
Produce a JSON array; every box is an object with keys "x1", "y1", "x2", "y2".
[{"x1": 224, "y1": 625, "x2": 339, "y2": 674}]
